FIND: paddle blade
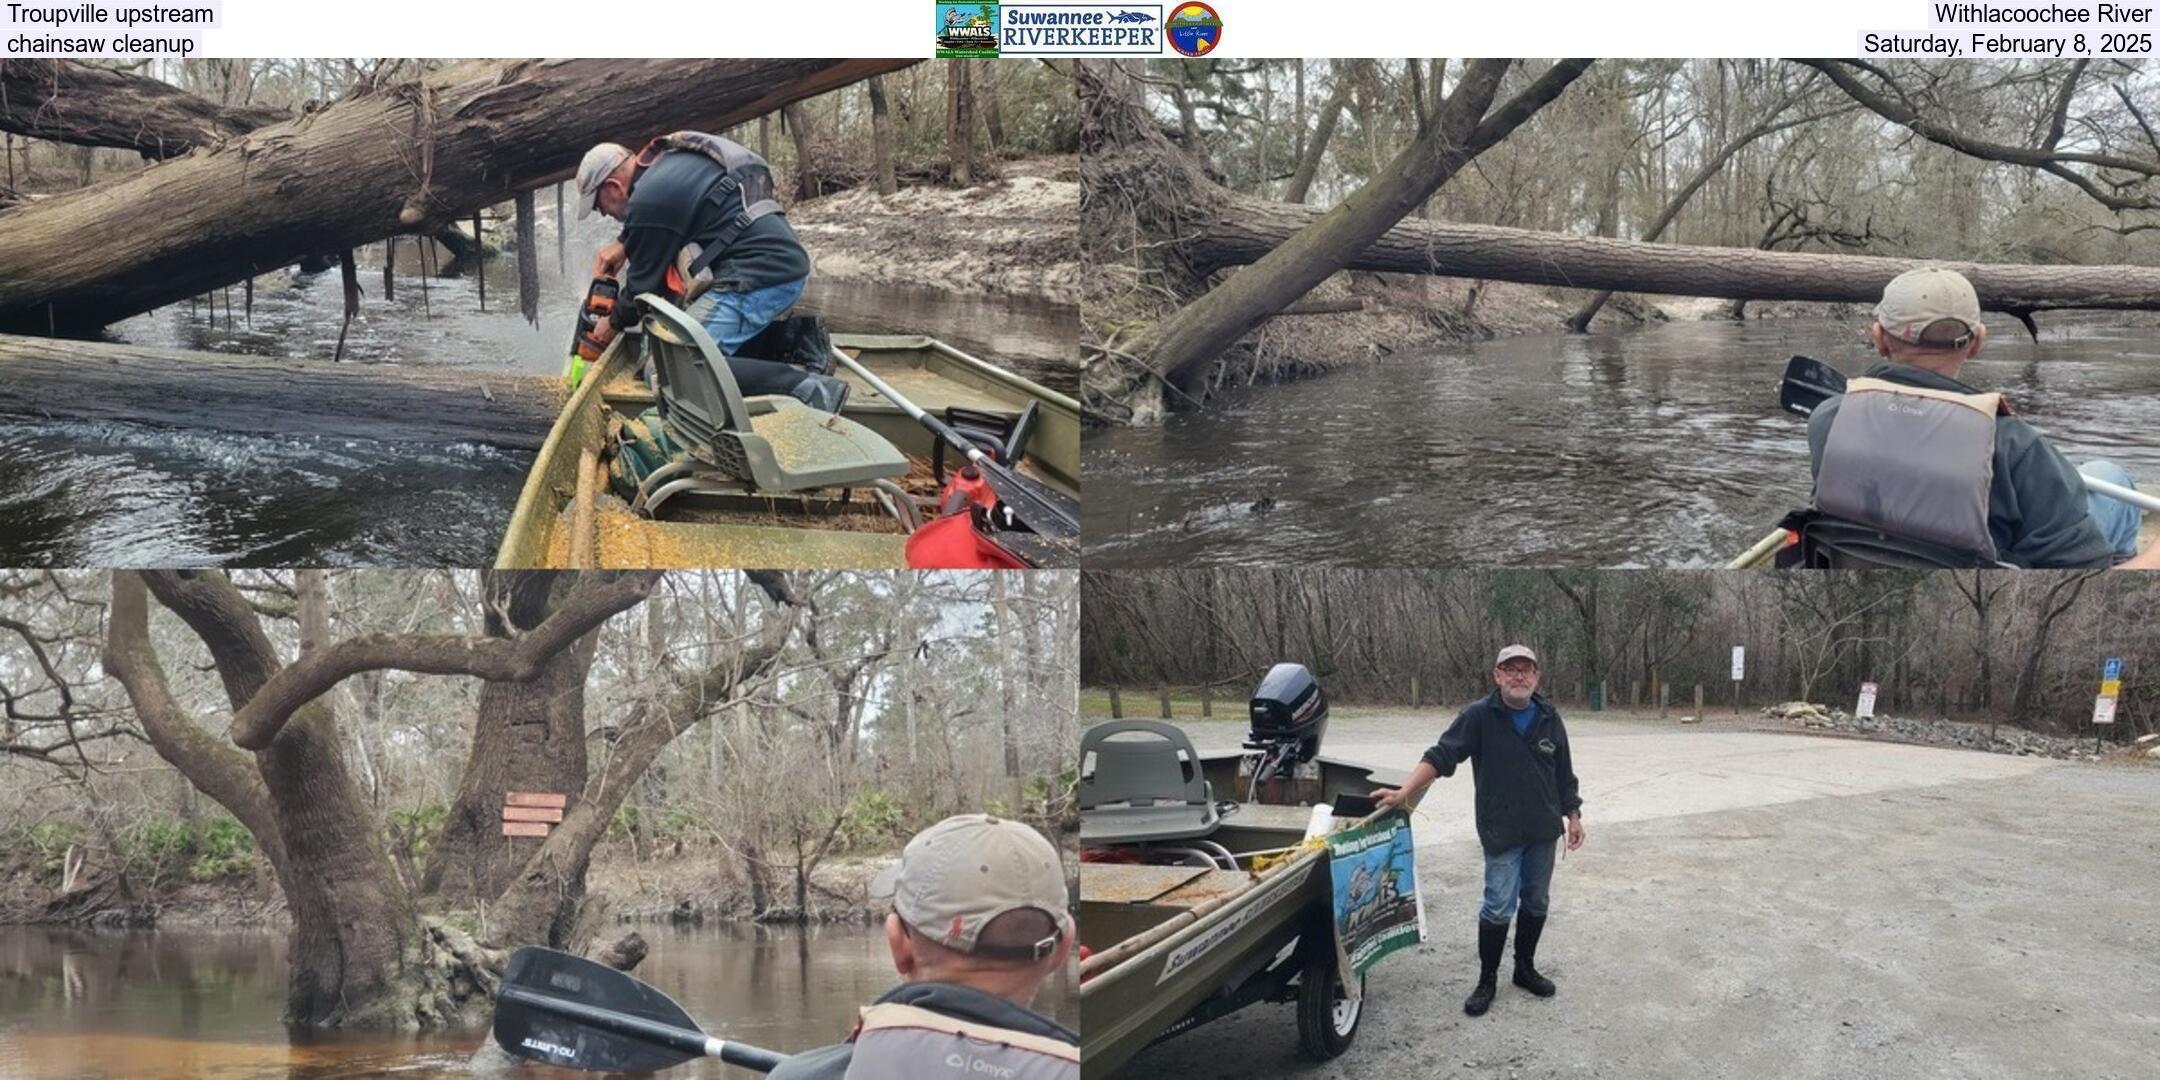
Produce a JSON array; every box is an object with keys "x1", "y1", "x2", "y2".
[
  {"x1": 982, "y1": 462, "x2": 1081, "y2": 550},
  {"x1": 493, "y1": 947, "x2": 706, "y2": 1074},
  {"x1": 1779, "y1": 355, "x2": 1849, "y2": 418}
]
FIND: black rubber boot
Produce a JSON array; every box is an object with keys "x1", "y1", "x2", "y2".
[
  {"x1": 1464, "y1": 918, "x2": 1508, "y2": 1016},
  {"x1": 1513, "y1": 911, "x2": 1555, "y2": 997}
]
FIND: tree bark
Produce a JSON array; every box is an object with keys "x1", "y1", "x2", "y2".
[
  {"x1": 867, "y1": 76, "x2": 897, "y2": 196},
  {"x1": 1283, "y1": 65, "x2": 1351, "y2": 205},
  {"x1": 422, "y1": 572, "x2": 600, "y2": 914},
  {"x1": 514, "y1": 191, "x2": 540, "y2": 326},
  {"x1": 0, "y1": 59, "x2": 914, "y2": 333},
  {"x1": 0, "y1": 59, "x2": 288, "y2": 158},
  {"x1": 946, "y1": 62, "x2": 975, "y2": 188},
  {"x1": 781, "y1": 101, "x2": 826, "y2": 202},
  {"x1": 1187, "y1": 202, "x2": 2160, "y2": 315},
  {"x1": 0, "y1": 334, "x2": 562, "y2": 448}
]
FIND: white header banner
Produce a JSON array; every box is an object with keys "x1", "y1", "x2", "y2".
[{"x1": 3, "y1": 0, "x2": 2077, "y2": 59}]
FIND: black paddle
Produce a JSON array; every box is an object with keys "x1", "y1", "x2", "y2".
[
  {"x1": 829, "y1": 347, "x2": 1081, "y2": 549},
  {"x1": 1778, "y1": 354, "x2": 1847, "y2": 418},
  {"x1": 493, "y1": 946, "x2": 787, "y2": 1074}
]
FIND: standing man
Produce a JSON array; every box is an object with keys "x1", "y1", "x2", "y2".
[
  {"x1": 1372, "y1": 645, "x2": 1584, "y2": 1017},
  {"x1": 769, "y1": 814, "x2": 1080, "y2": 1080},
  {"x1": 572, "y1": 132, "x2": 850, "y2": 412}
]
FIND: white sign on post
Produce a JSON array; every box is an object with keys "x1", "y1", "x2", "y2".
[
  {"x1": 2094, "y1": 696, "x2": 2118, "y2": 725},
  {"x1": 1730, "y1": 646, "x2": 1745, "y2": 682},
  {"x1": 1856, "y1": 682, "x2": 1877, "y2": 719}
]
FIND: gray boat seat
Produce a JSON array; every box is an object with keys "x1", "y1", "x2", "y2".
[
  {"x1": 1079, "y1": 720, "x2": 1222, "y2": 846},
  {"x1": 635, "y1": 294, "x2": 907, "y2": 494}
]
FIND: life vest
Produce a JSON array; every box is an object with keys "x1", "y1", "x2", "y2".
[
  {"x1": 630, "y1": 131, "x2": 783, "y2": 287},
  {"x1": 839, "y1": 1002, "x2": 1079, "y2": 1080},
  {"x1": 1814, "y1": 377, "x2": 2004, "y2": 562}
]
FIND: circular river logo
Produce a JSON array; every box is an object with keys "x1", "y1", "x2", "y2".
[{"x1": 1166, "y1": 2, "x2": 1222, "y2": 56}]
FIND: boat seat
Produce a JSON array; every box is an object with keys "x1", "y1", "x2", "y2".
[
  {"x1": 1775, "y1": 509, "x2": 2012, "y2": 570},
  {"x1": 1079, "y1": 720, "x2": 1222, "y2": 846},
  {"x1": 634, "y1": 294, "x2": 908, "y2": 499}
]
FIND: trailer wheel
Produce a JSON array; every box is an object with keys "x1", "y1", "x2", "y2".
[{"x1": 1296, "y1": 946, "x2": 1362, "y2": 1059}]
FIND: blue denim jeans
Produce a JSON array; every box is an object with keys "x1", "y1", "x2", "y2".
[
  {"x1": 1480, "y1": 839, "x2": 1557, "y2": 923},
  {"x1": 699, "y1": 276, "x2": 807, "y2": 354},
  {"x1": 2080, "y1": 460, "x2": 2143, "y2": 561},
  {"x1": 690, "y1": 276, "x2": 810, "y2": 398}
]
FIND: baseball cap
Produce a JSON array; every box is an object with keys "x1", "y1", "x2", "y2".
[
  {"x1": 1494, "y1": 644, "x2": 1539, "y2": 668},
  {"x1": 574, "y1": 142, "x2": 632, "y2": 220},
  {"x1": 871, "y1": 814, "x2": 1071, "y2": 961},
  {"x1": 1876, "y1": 267, "x2": 1981, "y2": 348}
]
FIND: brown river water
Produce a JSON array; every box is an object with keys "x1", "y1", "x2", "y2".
[
  {"x1": 0, "y1": 228, "x2": 1075, "y2": 568},
  {"x1": 1082, "y1": 316, "x2": 2160, "y2": 567},
  {"x1": 0, "y1": 923, "x2": 1078, "y2": 1079}
]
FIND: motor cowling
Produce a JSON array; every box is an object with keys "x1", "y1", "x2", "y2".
[{"x1": 1248, "y1": 662, "x2": 1328, "y2": 763}]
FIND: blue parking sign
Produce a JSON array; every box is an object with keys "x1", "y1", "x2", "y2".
[{"x1": 2104, "y1": 657, "x2": 2122, "y2": 681}]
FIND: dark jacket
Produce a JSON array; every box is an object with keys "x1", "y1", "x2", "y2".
[
  {"x1": 1807, "y1": 363, "x2": 2114, "y2": 569},
  {"x1": 1420, "y1": 690, "x2": 1582, "y2": 855},
  {"x1": 766, "y1": 980, "x2": 1079, "y2": 1080},
  {"x1": 610, "y1": 149, "x2": 811, "y2": 330}
]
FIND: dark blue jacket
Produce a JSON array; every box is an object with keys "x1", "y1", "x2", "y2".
[
  {"x1": 1421, "y1": 690, "x2": 1582, "y2": 854},
  {"x1": 610, "y1": 149, "x2": 810, "y2": 329}
]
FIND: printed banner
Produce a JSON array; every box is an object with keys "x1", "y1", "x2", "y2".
[{"x1": 1327, "y1": 810, "x2": 1425, "y2": 979}]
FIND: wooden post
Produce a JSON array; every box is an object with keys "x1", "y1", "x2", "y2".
[
  {"x1": 1631, "y1": 681, "x2": 1642, "y2": 708},
  {"x1": 1410, "y1": 674, "x2": 1420, "y2": 706},
  {"x1": 1108, "y1": 686, "x2": 1123, "y2": 718},
  {"x1": 1200, "y1": 683, "x2": 1213, "y2": 717},
  {"x1": 1694, "y1": 684, "x2": 1705, "y2": 717},
  {"x1": 1659, "y1": 683, "x2": 1670, "y2": 718},
  {"x1": 1158, "y1": 686, "x2": 1173, "y2": 719},
  {"x1": 1597, "y1": 679, "x2": 1608, "y2": 712}
]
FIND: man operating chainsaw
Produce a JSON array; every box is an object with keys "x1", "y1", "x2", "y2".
[{"x1": 573, "y1": 132, "x2": 850, "y2": 413}]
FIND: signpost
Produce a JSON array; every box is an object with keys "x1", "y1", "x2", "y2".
[
  {"x1": 1856, "y1": 681, "x2": 1877, "y2": 719},
  {"x1": 2094, "y1": 658, "x2": 2123, "y2": 753},
  {"x1": 1730, "y1": 646, "x2": 1745, "y2": 715}
]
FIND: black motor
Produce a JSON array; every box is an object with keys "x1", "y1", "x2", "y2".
[{"x1": 1248, "y1": 662, "x2": 1329, "y2": 765}]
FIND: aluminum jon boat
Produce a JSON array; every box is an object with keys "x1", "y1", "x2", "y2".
[
  {"x1": 1078, "y1": 666, "x2": 1417, "y2": 1078},
  {"x1": 496, "y1": 320, "x2": 1079, "y2": 569}
]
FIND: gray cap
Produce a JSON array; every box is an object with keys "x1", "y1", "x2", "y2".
[
  {"x1": 1876, "y1": 267, "x2": 1981, "y2": 347},
  {"x1": 871, "y1": 814, "x2": 1070, "y2": 959},
  {"x1": 1494, "y1": 644, "x2": 1539, "y2": 668},
  {"x1": 573, "y1": 142, "x2": 632, "y2": 220}
]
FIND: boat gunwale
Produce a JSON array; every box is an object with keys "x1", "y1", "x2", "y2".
[
  {"x1": 494, "y1": 338, "x2": 636, "y2": 569},
  {"x1": 1078, "y1": 846, "x2": 1325, "y2": 994}
]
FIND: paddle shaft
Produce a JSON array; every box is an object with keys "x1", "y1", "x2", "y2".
[
  {"x1": 1780, "y1": 357, "x2": 2160, "y2": 515},
  {"x1": 497, "y1": 985, "x2": 786, "y2": 1073},
  {"x1": 829, "y1": 347, "x2": 1001, "y2": 469}
]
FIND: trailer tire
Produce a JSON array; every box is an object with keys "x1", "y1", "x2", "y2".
[{"x1": 1296, "y1": 944, "x2": 1362, "y2": 1059}]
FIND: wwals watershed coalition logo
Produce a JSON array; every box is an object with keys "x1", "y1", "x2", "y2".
[
  {"x1": 936, "y1": 3, "x2": 1001, "y2": 57},
  {"x1": 999, "y1": 4, "x2": 1166, "y2": 54}
]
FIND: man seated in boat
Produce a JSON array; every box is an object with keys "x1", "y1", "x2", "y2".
[
  {"x1": 1372, "y1": 645, "x2": 1584, "y2": 1019},
  {"x1": 572, "y1": 133, "x2": 851, "y2": 413},
  {"x1": 1807, "y1": 267, "x2": 2160, "y2": 569},
  {"x1": 769, "y1": 814, "x2": 1081, "y2": 1080}
]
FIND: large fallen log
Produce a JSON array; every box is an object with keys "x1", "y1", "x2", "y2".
[
  {"x1": 0, "y1": 59, "x2": 914, "y2": 334},
  {"x1": 1195, "y1": 193, "x2": 2160, "y2": 315},
  {"x1": 0, "y1": 334, "x2": 559, "y2": 449},
  {"x1": 0, "y1": 60, "x2": 288, "y2": 157}
]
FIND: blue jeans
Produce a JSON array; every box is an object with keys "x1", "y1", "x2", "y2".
[
  {"x1": 2080, "y1": 460, "x2": 2143, "y2": 560},
  {"x1": 691, "y1": 276, "x2": 811, "y2": 398},
  {"x1": 699, "y1": 277, "x2": 807, "y2": 354},
  {"x1": 1480, "y1": 840, "x2": 1556, "y2": 923}
]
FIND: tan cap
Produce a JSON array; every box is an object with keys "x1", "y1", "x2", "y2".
[
  {"x1": 573, "y1": 142, "x2": 632, "y2": 220},
  {"x1": 1876, "y1": 267, "x2": 1981, "y2": 347},
  {"x1": 871, "y1": 814, "x2": 1070, "y2": 960},
  {"x1": 1495, "y1": 644, "x2": 1539, "y2": 668}
]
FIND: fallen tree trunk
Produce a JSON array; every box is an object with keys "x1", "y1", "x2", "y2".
[
  {"x1": 0, "y1": 58, "x2": 914, "y2": 333},
  {"x1": 0, "y1": 60, "x2": 289, "y2": 158},
  {"x1": 1193, "y1": 195, "x2": 2160, "y2": 314},
  {"x1": 0, "y1": 334, "x2": 559, "y2": 448}
]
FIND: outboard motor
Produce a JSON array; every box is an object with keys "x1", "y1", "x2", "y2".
[{"x1": 1246, "y1": 663, "x2": 1329, "y2": 791}]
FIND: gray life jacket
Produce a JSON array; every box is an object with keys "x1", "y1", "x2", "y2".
[
  {"x1": 1813, "y1": 377, "x2": 2003, "y2": 562},
  {"x1": 839, "y1": 1002, "x2": 1080, "y2": 1080},
  {"x1": 634, "y1": 131, "x2": 783, "y2": 282}
]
